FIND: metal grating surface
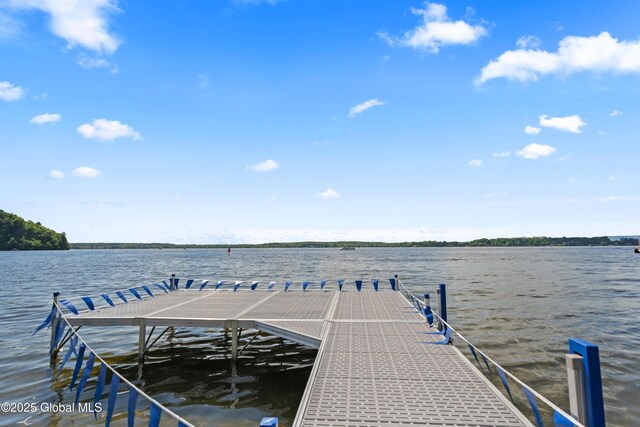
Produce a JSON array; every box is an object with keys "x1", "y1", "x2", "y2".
[
  {"x1": 243, "y1": 291, "x2": 334, "y2": 319},
  {"x1": 332, "y1": 290, "x2": 421, "y2": 321},
  {"x1": 149, "y1": 290, "x2": 270, "y2": 319},
  {"x1": 65, "y1": 288, "x2": 531, "y2": 426},
  {"x1": 297, "y1": 305, "x2": 530, "y2": 427},
  {"x1": 72, "y1": 292, "x2": 204, "y2": 318}
]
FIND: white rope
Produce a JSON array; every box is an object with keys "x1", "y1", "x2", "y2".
[
  {"x1": 52, "y1": 301, "x2": 196, "y2": 427},
  {"x1": 397, "y1": 280, "x2": 584, "y2": 427}
]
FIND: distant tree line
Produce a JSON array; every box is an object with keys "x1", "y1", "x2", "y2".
[
  {"x1": 70, "y1": 236, "x2": 638, "y2": 250},
  {"x1": 0, "y1": 210, "x2": 69, "y2": 251}
]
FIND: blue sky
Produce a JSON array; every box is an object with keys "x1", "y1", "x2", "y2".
[{"x1": 1, "y1": 0, "x2": 639, "y2": 243}]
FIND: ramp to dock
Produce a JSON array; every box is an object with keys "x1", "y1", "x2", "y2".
[{"x1": 66, "y1": 289, "x2": 532, "y2": 426}]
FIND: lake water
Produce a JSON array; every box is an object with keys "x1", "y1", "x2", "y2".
[{"x1": 0, "y1": 247, "x2": 637, "y2": 426}]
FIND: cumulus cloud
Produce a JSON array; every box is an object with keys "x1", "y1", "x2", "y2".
[
  {"x1": 249, "y1": 159, "x2": 279, "y2": 172},
  {"x1": 516, "y1": 143, "x2": 556, "y2": 159},
  {"x1": 0, "y1": 81, "x2": 24, "y2": 101},
  {"x1": 378, "y1": 2, "x2": 487, "y2": 54},
  {"x1": 477, "y1": 32, "x2": 640, "y2": 85},
  {"x1": 468, "y1": 159, "x2": 482, "y2": 167},
  {"x1": 72, "y1": 166, "x2": 101, "y2": 178},
  {"x1": 77, "y1": 119, "x2": 142, "y2": 141},
  {"x1": 348, "y1": 99, "x2": 385, "y2": 118},
  {"x1": 493, "y1": 150, "x2": 511, "y2": 158},
  {"x1": 7, "y1": 0, "x2": 121, "y2": 53},
  {"x1": 49, "y1": 169, "x2": 65, "y2": 179},
  {"x1": 30, "y1": 113, "x2": 61, "y2": 125},
  {"x1": 539, "y1": 114, "x2": 586, "y2": 133},
  {"x1": 609, "y1": 110, "x2": 623, "y2": 117},
  {"x1": 318, "y1": 188, "x2": 340, "y2": 199},
  {"x1": 524, "y1": 125, "x2": 541, "y2": 135},
  {"x1": 516, "y1": 35, "x2": 541, "y2": 49}
]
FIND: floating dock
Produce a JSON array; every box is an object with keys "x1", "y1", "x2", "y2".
[{"x1": 65, "y1": 287, "x2": 534, "y2": 426}]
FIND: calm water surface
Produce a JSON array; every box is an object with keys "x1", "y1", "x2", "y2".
[{"x1": 0, "y1": 247, "x2": 638, "y2": 426}]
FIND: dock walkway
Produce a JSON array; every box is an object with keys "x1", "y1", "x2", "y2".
[{"x1": 66, "y1": 288, "x2": 533, "y2": 426}]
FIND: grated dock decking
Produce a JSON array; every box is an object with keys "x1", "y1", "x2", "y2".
[{"x1": 66, "y1": 289, "x2": 533, "y2": 427}]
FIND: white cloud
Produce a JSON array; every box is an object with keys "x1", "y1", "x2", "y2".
[
  {"x1": 493, "y1": 150, "x2": 511, "y2": 158},
  {"x1": 516, "y1": 143, "x2": 556, "y2": 159},
  {"x1": 539, "y1": 114, "x2": 586, "y2": 133},
  {"x1": 609, "y1": 110, "x2": 623, "y2": 117},
  {"x1": 0, "y1": 81, "x2": 24, "y2": 101},
  {"x1": 49, "y1": 169, "x2": 65, "y2": 179},
  {"x1": 524, "y1": 125, "x2": 541, "y2": 135},
  {"x1": 468, "y1": 159, "x2": 482, "y2": 167},
  {"x1": 77, "y1": 53, "x2": 118, "y2": 73},
  {"x1": 77, "y1": 119, "x2": 142, "y2": 141},
  {"x1": 30, "y1": 113, "x2": 61, "y2": 125},
  {"x1": 348, "y1": 99, "x2": 385, "y2": 118},
  {"x1": 598, "y1": 130, "x2": 606, "y2": 136},
  {"x1": 477, "y1": 32, "x2": 640, "y2": 85},
  {"x1": 318, "y1": 188, "x2": 340, "y2": 199},
  {"x1": 72, "y1": 166, "x2": 101, "y2": 178},
  {"x1": 249, "y1": 159, "x2": 279, "y2": 172},
  {"x1": 8, "y1": 0, "x2": 121, "y2": 53},
  {"x1": 379, "y1": 2, "x2": 487, "y2": 54},
  {"x1": 516, "y1": 35, "x2": 541, "y2": 49}
]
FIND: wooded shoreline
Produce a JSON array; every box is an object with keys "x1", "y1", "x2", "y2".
[{"x1": 70, "y1": 236, "x2": 638, "y2": 250}]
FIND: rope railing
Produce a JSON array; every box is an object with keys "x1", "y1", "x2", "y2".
[
  {"x1": 39, "y1": 301, "x2": 195, "y2": 427},
  {"x1": 396, "y1": 279, "x2": 583, "y2": 427}
]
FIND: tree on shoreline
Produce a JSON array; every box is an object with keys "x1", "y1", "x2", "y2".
[{"x1": 0, "y1": 210, "x2": 69, "y2": 251}]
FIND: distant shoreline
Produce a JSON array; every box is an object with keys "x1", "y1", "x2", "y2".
[{"x1": 70, "y1": 236, "x2": 639, "y2": 250}]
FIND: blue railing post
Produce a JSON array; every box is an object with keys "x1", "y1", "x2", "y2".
[
  {"x1": 567, "y1": 339, "x2": 605, "y2": 427},
  {"x1": 260, "y1": 416, "x2": 278, "y2": 427},
  {"x1": 438, "y1": 283, "x2": 447, "y2": 331}
]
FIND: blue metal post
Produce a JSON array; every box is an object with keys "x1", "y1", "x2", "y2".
[
  {"x1": 259, "y1": 417, "x2": 278, "y2": 427},
  {"x1": 438, "y1": 283, "x2": 447, "y2": 331},
  {"x1": 568, "y1": 339, "x2": 605, "y2": 427}
]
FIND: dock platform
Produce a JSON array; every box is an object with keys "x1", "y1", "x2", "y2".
[{"x1": 65, "y1": 288, "x2": 533, "y2": 426}]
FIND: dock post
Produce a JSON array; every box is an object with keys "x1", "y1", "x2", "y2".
[
  {"x1": 566, "y1": 354, "x2": 587, "y2": 422},
  {"x1": 438, "y1": 283, "x2": 447, "y2": 331},
  {"x1": 138, "y1": 320, "x2": 146, "y2": 365},
  {"x1": 231, "y1": 320, "x2": 239, "y2": 361},
  {"x1": 170, "y1": 274, "x2": 176, "y2": 291},
  {"x1": 566, "y1": 339, "x2": 605, "y2": 427},
  {"x1": 50, "y1": 292, "x2": 60, "y2": 365},
  {"x1": 394, "y1": 274, "x2": 399, "y2": 291}
]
